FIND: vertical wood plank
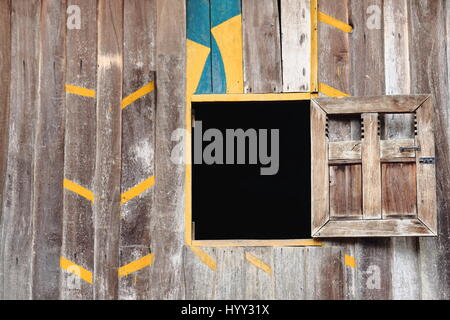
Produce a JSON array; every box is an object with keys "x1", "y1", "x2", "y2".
[
  {"x1": 183, "y1": 246, "x2": 217, "y2": 299},
  {"x1": 214, "y1": 248, "x2": 245, "y2": 299},
  {"x1": 94, "y1": 0, "x2": 123, "y2": 300},
  {"x1": 61, "y1": 0, "x2": 97, "y2": 300},
  {"x1": 242, "y1": 0, "x2": 282, "y2": 93},
  {"x1": 148, "y1": 0, "x2": 186, "y2": 299},
  {"x1": 244, "y1": 248, "x2": 275, "y2": 299},
  {"x1": 384, "y1": 0, "x2": 420, "y2": 300},
  {"x1": 329, "y1": 164, "x2": 362, "y2": 219},
  {"x1": 408, "y1": 0, "x2": 450, "y2": 299},
  {"x1": 381, "y1": 163, "x2": 417, "y2": 217},
  {"x1": 0, "y1": 0, "x2": 40, "y2": 300},
  {"x1": 273, "y1": 248, "x2": 306, "y2": 299},
  {"x1": 0, "y1": 0, "x2": 11, "y2": 300},
  {"x1": 31, "y1": 0, "x2": 66, "y2": 300},
  {"x1": 362, "y1": 113, "x2": 381, "y2": 219},
  {"x1": 120, "y1": 0, "x2": 156, "y2": 300},
  {"x1": 311, "y1": 101, "x2": 328, "y2": 235},
  {"x1": 280, "y1": 0, "x2": 311, "y2": 92},
  {"x1": 348, "y1": 0, "x2": 392, "y2": 300}
]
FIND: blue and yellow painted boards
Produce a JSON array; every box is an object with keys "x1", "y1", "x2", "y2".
[{"x1": 187, "y1": 0, "x2": 243, "y2": 94}]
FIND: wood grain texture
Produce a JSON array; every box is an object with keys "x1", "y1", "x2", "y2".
[
  {"x1": 329, "y1": 164, "x2": 362, "y2": 219},
  {"x1": 31, "y1": 0, "x2": 66, "y2": 300},
  {"x1": 244, "y1": 248, "x2": 275, "y2": 299},
  {"x1": 362, "y1": 113, "x2": 381, "y2": 219},
  {"x1": 409, "y1": 0, "x2": 450, "y2": 299},
  {"x1": 280, "y1": 0, "x2": 311, "y2": 92},
  {"x1": 0, "y1": 0, "x2": 11, "y2": 300},
  {"x1": 1, "y1": 0, "x2": 40, "y2": 299},
  {"x1": 148, "y1": 0, "x2": 186, "y2": 299},
  {"x1": 311, "y1": 101, "x2": 329, "y2": 235},
  {"x1": 381, "y1": 163, "x2": 417, "y2": 218},
  {"x1": 119, "y1": 0, "x2": 156, "y2": 300},
  {"x1": 329, "y1": 141, "x2": 361, "y2": 160},
  {"x1": 380, "y1": 139, "x2": 416, "y2": 159},
  {"x1": 242, "y1": 0, "x2": 282, "y2": 93},
  {"x1": 183, "y1": 246, "x2": 217, "y2": 299},
  {"x1": 60, "y1": 0, "x2": 97, "y2": 300},
  {"x1": 273, "y1": 248, "x2": 306, "y2": 299},
  {"x1": 94, "y1": 0, "x2": 123, "y2": 300}
]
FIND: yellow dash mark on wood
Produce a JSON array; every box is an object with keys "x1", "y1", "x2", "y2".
[
  {"x1": 319, "y1": 83, "x2": 351, "y2": 97},
  {"x1": 245, "y1": 252, "x2": 272, "y2": 275},
  {"x1": 318, "y1": 11, "x2": 353, "y2": 33},
  {"x1": 60, "y1": 257, "x2": 93, "y2": 284},
  {"x1": 63, "y1": 179, "x2": 94, "y2": 203},
  {"x1": 190, "y1": 246, "x2": 217, "y2": 271},
  {"x1": 121, "y1": 81, "x2": 155, "y2": 110},
  {"x1": 344, "y1": 254, "x2": 356, "y2": 268},
  {"x1": 211, "y1": 14, "x2": 244, "y2": 93},
  {"x1": 118, "y1": 254, "x2": 155, "y2": 278},
  {"x1": 121, "y1": 176, "x2": 155, "y2": 205},
  {"x1": 65, "y1": 84, "x2": 96, "y2": 98}
]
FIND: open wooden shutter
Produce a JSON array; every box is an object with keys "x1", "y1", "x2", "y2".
[{"x1": 311, "y1": 95, "x2": 437, "y2": 237}]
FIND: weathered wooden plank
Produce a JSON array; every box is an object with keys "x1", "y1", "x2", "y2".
[
  {"x1": 31, "y1": 0, "x2": 66, "y2": 300},
  {"x1": 242, "y1": 0, "x2": 282, "y2": 93},
  {"x1": 384, "y1": 0, "x2": 420, "y2": 300},
  {"x1": 409, "y1": 0, "x2": 450, "y2": 299},
  {"x1": 381, "y1": 163, "x2": 417, "y2": 218},
  {"x1": 119, "y1": 0, "x2": 156, "y2": 300},
  {"x1": 273, "y1": 248, "x2": 306, "y2": 299},
  {"x1": 183, "y1": 246, "x2": 217, "y2": 299},
  {"x1": 280, "y1": 0, "x2": 311, "y2": 92},
  {"x1": 329, "y1": 141, "x2": 361, "y2": 160},
  {"x1": 0, "y1": 0, "x2": 11, "y2": 300},
  {"x1": 311, "y1": 101, "x2": 329, "y2": 235},
  {"x1": 380, "y1": 139, "x2": 416, "y2": 159},
  {"x1": 244, "y1": 248, "x2": 275, "y2": 299},
  {"x1": 304, "y1": 247, "x2": 345, "y2": 299},
  {"x1": 94, "y1": 0, "x2": 123, "y2": 300},
  {"x1": 329, "y1": 139, "x2": 416, "y2": 160},
  {"x1": 315, "y1": 95, "x2": 428, "y2": 114},
  {"x1": 329, "y1": 164, "x2": 362, "y2": 219},
  {"x1": 214, "y1": 248, "x2": 245, "y2": 300},
  {"x1": 315, "y1": 219, "x2": 434, "y2": 238},
  {"x1": 348, "y1": 0, "x2": 391, "y2": 300},
  {"x1": 1, "y1": 0, "x2": 40, "y2": 300},
  {"x1": 148, "y1": 0, "x2": 186, "y2": 299},
  {"x1": 60, "y1": 0, "x2": 97, "y2": 300},
  {"x1": 362, "y1": 113, "x2": 381, "y2": 219}
]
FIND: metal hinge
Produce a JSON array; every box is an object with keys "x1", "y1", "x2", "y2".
[
  {"x1": 399, "y1": 146, "x2": 421, "y2": 152},
  {"x1": 419, "y1": 157, "x2": 435, "y2": 164}
]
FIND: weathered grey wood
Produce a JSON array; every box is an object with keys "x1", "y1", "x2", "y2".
[
  {"x1": 315, "y1": 219, "x2": 434, "y2": 238},
  {"x1": 119, "y1": 0, "x2": 156, "y2": 300},
  {"x1": 329, "y1": 141, "x2": 361, "y2": 160},
  {"x1": 214, "y1": 248, "x2": 245, "y2": 299},
  {"x1": 362, "y1": 113, "x2": 381, "y2": 219},
  {"x1": 1, "y1": 0, "x2": 40, "y2": 300},
  {"x1": 409, "y1": 0, "x2": 450, "y2": 299},
  {"x1": 244, "y1": 248, "x2": 275, "y2": 299},
  {"x1": 94, "y1": 0, "x2": 123, "y2": 300},
  {"x1": 60, "y1": 0, "x2": 97, "y2": 300},
  {"x1": 311, "y1": 101, "x2": 329, "y2": 235},
  {"x1": 273, "y1": 248, "x2": 306, "y2": 299},
  {"x1": 0, "y1": 0, "x2": 11, "y2": 300},
  {"x1": 242, "y1": 0, "x2": 282, "y2": 93},
  {"x1": 381, "y1": 163, "x2": 417, "y2": 218},
  {"x1": 380, "y1": 139, "x2": 416, "y2": 159},
  {"x1": 304, "y1": 247, "x2": 345, "y2": 299},
  {"x1": 314, "y1": 95, "x2": 428, "y2": 114},
  {"x1": 31, "y1": 0, "x2": 66, "y2": 300},
  {"x1": 183, "y1": 246, "x2": 217, "y2": 299},
  {"x1": 329, "y1": 164, "x2": 362, "y2": 219},
  {"x1": 280, "y1": 0, "x2": 310, "y2": 92},
  {"x1": 148, "y1": 0, "x2": 186, "y2": 299}
]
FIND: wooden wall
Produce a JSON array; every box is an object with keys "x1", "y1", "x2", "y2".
[{"x1": 0, "y1": 0, "x2": 449, "y2": 299}]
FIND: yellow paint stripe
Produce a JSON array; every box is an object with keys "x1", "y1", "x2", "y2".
[
  {"x1": 65, "y1": 84, "x2": 96, "y2": 98},
  {"x1": 310, "y1": 0, "x2": 319, "y2": 92},
  {"x1": 192, "y1": 92, "x2": 312, "y2": 102},
  {"x1": 63, "y1": 179, "x2": 94, "y2": 203},
  {"x1": 344, "y1": 254, "x2": 356, "y2": 268},
  {"x1": 319, "y1": 83, "x2": 350, "y2": 97},
  {"x1": 318, "y1": 11, "x2": 353, "y2": 33},
  {"x1": 121, "y1": 81, "x2": 155, "y2": 110},
  {"x1": 190, "y1": 246, "x2": 217, "y2": 271},
  {"x1": 60, "y1": 257, "x2": 93, "y2": 284},
  {"x1": 245, "y1": 252, "x2": 272, "y2": 275},
  {"x1": 118, "y1": 254, "x2": 155, "y2": 277},
  {"x1": 211, "y1": 14, "x2": 244, "y2": 93},
  {"x1": 121, "y1": 176, "x2": 155, "y2": 205}
]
